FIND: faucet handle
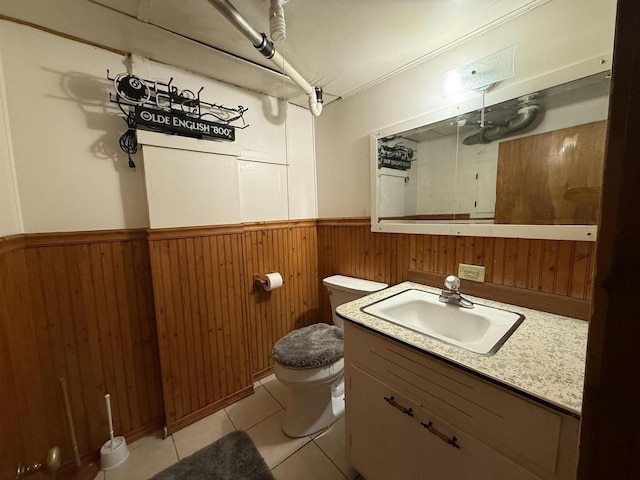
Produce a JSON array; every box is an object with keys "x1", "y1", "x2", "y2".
[{"x1": 444, "y1": 275, "x2": 461, "y2": 292}]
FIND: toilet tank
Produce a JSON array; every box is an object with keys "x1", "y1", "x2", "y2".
[{"x1": 323, "y1": 275, "x2": 387, "y2": 329}]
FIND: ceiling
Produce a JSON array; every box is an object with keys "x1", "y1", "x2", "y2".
[{"x1": 85, "y1": 0, "x2": 549, "y2": 106}]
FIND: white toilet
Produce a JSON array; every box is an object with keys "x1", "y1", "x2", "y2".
[{"x1": 272, "y1": 275, "x2": 387, "y2": 437}]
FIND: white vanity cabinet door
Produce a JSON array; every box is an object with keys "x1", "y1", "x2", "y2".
[
  {"x1": 347, "y1": 364, "x2": 541, "y2": 480},
  {"x1": 347, "y1": 364, "x2": 424, "y2": 479},
  {"x1": 344, "y1": 322, "x2": 579, "y2": 479}
]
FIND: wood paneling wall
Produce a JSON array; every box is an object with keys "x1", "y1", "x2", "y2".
[
  {"x1": 244, "y1": 221, "x2": 319, "y2": 378},
  {"x1": 0, "y1": 218, "x2": 595, "y2": 464},
  {"x1": 0, "y1": 239, "x2": 29, "y2": 476},
  {"x1": 410, "y1": 235, "x2": 595, "y2": 299},
  {"x1": 0, "y1": 231, "x2": 163, "y2": 466},
  {"x1": 148, "y1": 226, "x2": 253, "y2": 433},
  {"x1": 147, "y1": 220, "x2": 320, "y2": 432},
  {"x1": 317, "y1": 219, "x2": 594, "y2": 321},
  {"x1": 317, "y1": 219, "x2": 412, "y2": 323},
  {"x1": 0, "y1": 220, "x2": 321, "y2": 462}
]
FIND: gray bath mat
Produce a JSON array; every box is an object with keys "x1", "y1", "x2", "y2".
[{"x1": 151, "y1": 430, "x2": 274, "y2": 480}]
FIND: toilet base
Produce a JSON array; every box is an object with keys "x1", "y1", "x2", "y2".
[{"x1": 281, "y1": 375, "x2": 345, "y2": 438}]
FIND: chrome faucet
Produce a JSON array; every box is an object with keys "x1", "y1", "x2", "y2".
[{"x1": 439, "y1": 275, "x2": 474, "y2": 309}]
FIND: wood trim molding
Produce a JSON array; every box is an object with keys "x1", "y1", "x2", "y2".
[
  {"x1": 125, "y1": 419, "x2": 165, "y2": 445},
  {"x1": 148, "y1": 219, "x2": 319, "y2": 240},
  {"x1": 24, "y1": 229, "x2": 147, "y2": 247},
  {"x1": 252, "y1": 365, "x2": 274, "y2": 383},
  {"x1": 147, "y1": 224, "x2": 244, "y2": 240},
  {"x1": 0, "y1": 235, "x2": 25, "y2": 255},
  {"x1": 164, "y1": 386, "x2": 254, "y2": 436},
  {"x1": 578, "y1": 0, "x2": 640, "y2": 477},
  {"x1": 242, "y1": 219, "x2": 317, "y2": 231},
  {"x1": 317, "y1": 217, "x2": 371, "y2": 227},
  {"x1": 407, "y1": 270, "x2": 590, "y2": 320},
  {"x1": 3, "y1": 219, "x2": 353, "y2": 249}
]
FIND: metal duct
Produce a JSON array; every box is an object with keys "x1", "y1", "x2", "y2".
[
  {"x1": 206, "y1": 0, "x2": 323, "y2": 116},
  {"x1": 462, "y1": 104, "x2": 539, "y2": 145}
]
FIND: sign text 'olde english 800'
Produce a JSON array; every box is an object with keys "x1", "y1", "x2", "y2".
[{"x1": 135, "y1": 106, "x2": 235, "y2": 141}]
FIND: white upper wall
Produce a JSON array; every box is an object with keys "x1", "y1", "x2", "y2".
[
  {"x1": 0, "y1": 47, "x2": 22, "y2": 236},
  {"x1": 134, "y1": 57, "x2": 316, "y2": 229},
  {"x1": 0, "y1": 20, "x2": 148, "y2": 233},
  {"x1": 0, "y1": 20, "x2": 316, "y2": 233},
  {"x1": 315, "y1": 0, "x2": 617, "y2": 218}
]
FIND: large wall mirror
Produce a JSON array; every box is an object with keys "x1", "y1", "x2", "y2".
[{"x1": 371, "y1": 57, "x2": 611, "y2": 241}]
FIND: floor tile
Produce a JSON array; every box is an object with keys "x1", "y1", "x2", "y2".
[
  {"x1": 225, "y1": 384, "x2": 282, "y2": 431},
  {"x1": 103, "y1": 436, "x2": 178, "y2": 480},
  {"x1": 246, "y1": 410, "x2": 311, "y2": 469},
  {"x1": 172, "y1": 409, "x2": 235, "y2": 459},
  {"x1": 272, "y1": 441, "x2": 347, "y2": 480},
  {"x1": 313, "y1": 416, "x2": 358, "y2": 480},
  {"x1": 127, "y1": 431, "x2": 162, "y2": 451},
  {"x1": 260, "y1": 373, "x2": 290, "y2": 408}
]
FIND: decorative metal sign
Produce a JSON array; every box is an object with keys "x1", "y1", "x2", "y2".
[
  {"x1": 107, "y1": 70, "x2": 249, "y2": 168},
  {"x1": 134, "y1": 106, "x2": 236, "y2": 141}
]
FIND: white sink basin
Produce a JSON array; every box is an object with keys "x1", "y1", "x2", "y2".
[{"x1": 361, "y1": 289, "x2": 524, "y2": 355}]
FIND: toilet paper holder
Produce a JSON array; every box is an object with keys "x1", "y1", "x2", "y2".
[
  {"x1": 253, "y1": 275, "x2": 268, "y2": 288},
  {"x1": 253, "y1": 272, "x2": 284, "y2": 291}
]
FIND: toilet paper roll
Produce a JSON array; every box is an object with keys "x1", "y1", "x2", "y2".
[{"x1": 264, "y1": 272, "x2": 283, "y2": 291}]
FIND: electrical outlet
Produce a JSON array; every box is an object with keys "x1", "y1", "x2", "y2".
[{"x1": 458, "y1": 263, "x2": 486, "y2": 282}]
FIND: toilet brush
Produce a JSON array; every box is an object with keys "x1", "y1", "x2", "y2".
[{"x1": 99, "y1": 394, "x2": 129, "y2": 470}]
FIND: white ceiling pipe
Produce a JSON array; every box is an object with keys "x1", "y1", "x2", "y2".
[
  {"x1": 270, "y1": 0, "x2": 288, "y2": 42},
  {"x1": 206, "y1": 0, "x2": 323, "y2": 116}
]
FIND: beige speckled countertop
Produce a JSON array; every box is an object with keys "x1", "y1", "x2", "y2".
[{"x1": 337, "y1": 281, "x2": 588, "y2": 417}]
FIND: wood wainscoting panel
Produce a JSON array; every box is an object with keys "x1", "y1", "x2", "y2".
[
  {"x1": 0, "y1": 232, "x2": 163, "y2": 466},
  {"x1": 148, "y1": 228, "x2": 252, "y2": 433},
  {"x1": 244, "y1": 221, "x2": 319, "y2": 378},
  {"x1": 317, "y1": 220, "x2": 593, "y2": 321},
  {"x1": 410, "y1": 235, "x2": 595, "y2": 300},
  {"x1": 409, "y1": 235, "x2": 593, "y2": 319},
  {"x1": 317, "y1": 219, "x2": 411, "y2": 323},
  {"x1": 0, "y1": 247, "x2": 29, "y2": 473}
]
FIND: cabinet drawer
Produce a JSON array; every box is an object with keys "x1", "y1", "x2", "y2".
[
  {"x1": 347, "y1": 364, "x2": 541, "y2": 480},
  {"x1": 345, "y1": 323, "x2": 568, "y2": 478}
]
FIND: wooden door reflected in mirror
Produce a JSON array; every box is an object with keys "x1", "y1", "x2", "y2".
[{"x1": 495, "y1": 121, "x2": 605, "y2": 225}]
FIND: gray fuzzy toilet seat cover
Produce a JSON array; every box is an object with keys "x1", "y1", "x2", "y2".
[{"x1": 273, "y1": 323, "x2": 344, "y2": 369}]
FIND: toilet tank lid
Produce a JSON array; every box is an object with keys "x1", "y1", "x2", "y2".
[{"x1": 322, "y1": 275, "x2": 388, "y2": 294}]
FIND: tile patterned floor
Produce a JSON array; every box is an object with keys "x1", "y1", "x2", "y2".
[{"x1": 99, "y1": 374, "x2": 363, "y2": 480}]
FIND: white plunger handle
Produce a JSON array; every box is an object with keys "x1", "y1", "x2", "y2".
[
  {"x1": 105, "y1": 394, "x2": 115, "y2": 443},
  {"x1": 60, "y1": 378, "x2": 81, "y2": 467}
]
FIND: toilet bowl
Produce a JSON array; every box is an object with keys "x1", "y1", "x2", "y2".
[{"x1": 272, "y1": 275, "x2": 387, "y2": 437}]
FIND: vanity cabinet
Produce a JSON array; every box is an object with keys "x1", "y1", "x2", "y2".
[{"x1": 344, "y1": 323, "x2": 580, "y2": 480}]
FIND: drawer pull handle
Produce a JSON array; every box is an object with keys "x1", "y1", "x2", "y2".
[
  {"x1": 421, "y1": 421, "x2": 461, "y2": 449},
  {"x1": 383, "y1": 396, "x2": 414, "y2": 417}
]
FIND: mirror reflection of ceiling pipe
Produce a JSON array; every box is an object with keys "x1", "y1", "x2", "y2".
[
  {"x1": 206, "y1": 0, "x2": 323, "y2": 116},
  {"x1": 463, "y1": 103, "x2": 540, "y2": 145}
]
